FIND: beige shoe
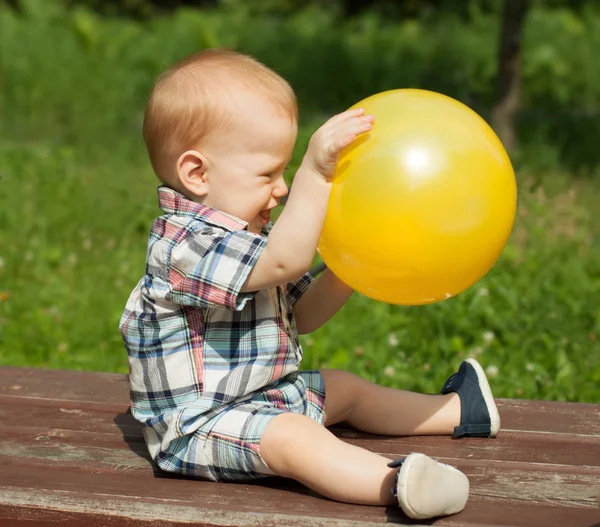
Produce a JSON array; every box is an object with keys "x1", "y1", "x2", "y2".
[{"x1": 390, "y1": 453, "x2": 469, "y2": 520}]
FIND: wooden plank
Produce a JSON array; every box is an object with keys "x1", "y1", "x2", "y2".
[
  {"x1": 0, "y1": 431, "x2": 597, "y2": 509},
  {"x1": 497, "y1": 398, "x2": 600, "y2": 436},
  {"x1": 0, "y1": 399, "x2": 598, "y2": 521},
  {"x1": 0, "y1": 464, "x2": 598, "y2": 527},
  {"x1": 1, "y1": 395, "x2": 600, "y2": 475},
  {"x1": 1, "y1": 418, "x2": 599, "y2": 476},
  {"x1": 0, "y1": 505, "x2": 204, "y2": 527},
  {"x1": 1, "y1": 368, "x2": 599, "y2": 429},
  {"x1": 0, "y1": 397, "x2": 135, "y2": 437},
  {"x1": 440, "y1": 497, "x2": 600, "y2": 527},
  {"x1": 1, "y1": 367, "x2": 600, "y2": 526},
  {"x1": 2, "y1": 399, "x2": 599, "y2": 466},
  {"x1": 2, "y1": 367, "x2": 600, "y2": 436},
  {"x1": 338, "y1": 431, "x2": 600, "y2": 469},
  {"x1": 0, "y1": 466, "x2": 395, "y2": 526},
  {"x1": 0, "y1": 367, "x2": 129, "y2": 406},
  {"x1": 1, "y1": 386, "x2": 599, "y2": 471},
  {"x1": 0, "y1": 490, "x2": 381, "y2": 527}
]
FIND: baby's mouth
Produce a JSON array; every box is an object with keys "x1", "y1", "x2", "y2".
[{"x1": 258, "y1": 210, "x2": 271, "y2": 225}]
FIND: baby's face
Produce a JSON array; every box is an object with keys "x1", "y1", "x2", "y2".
[{"x1": 201, "y1": 97, "x2": 297, "y2": 233}]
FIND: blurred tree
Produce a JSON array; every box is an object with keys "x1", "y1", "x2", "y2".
[
  {"x1": 43, "y1": 0, "x2": 592, "y2": 19},
  {"x1": 2, "y1": 0, "x2": 591, "y2": 18},
  {"x1": 491, "y1": 0, "x2": 531, "y2": 151},
  {"x1": 41, "y1": 0, "x2": 503, "y2": 19},
  {"x1": 339, "y1": 0, "x2": 500, "y2": 18},
  {"x1": 6, "y1": 0, "x2": 592, "y2": 152}
]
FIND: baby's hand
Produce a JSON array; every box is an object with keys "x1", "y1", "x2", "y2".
[{"x1": 302, "y1": 108, "x2": 374, "y2": 179}]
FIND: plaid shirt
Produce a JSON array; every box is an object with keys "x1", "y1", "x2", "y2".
[{"x1": 120, "y1": 186, "x2": 313, "y2": 453}]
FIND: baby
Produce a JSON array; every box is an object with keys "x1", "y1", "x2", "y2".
[{"x1": 120, "y1": 49, "x2": 500, "y2": 520}]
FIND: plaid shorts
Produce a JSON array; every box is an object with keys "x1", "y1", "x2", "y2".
[{"x1": 154, "y1": 370, "x2": 325, "y2": 482}]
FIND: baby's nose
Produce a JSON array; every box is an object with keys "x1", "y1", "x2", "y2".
[{"x1": 273, "y1": 179, "x2": 289, "y2": 198}]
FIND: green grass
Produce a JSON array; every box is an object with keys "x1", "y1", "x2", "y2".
[
  {"x1": 1, "y1": 0, "x2": 599, "y2": 402},
  {"x1": 302, "y1": 175, "x2": 600, "y2": 401},
  {"x1": 1, "y1": 126, "x2": 599, "y2": 401}
]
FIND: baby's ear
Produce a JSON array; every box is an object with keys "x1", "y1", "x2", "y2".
[{"x1": 176, "y1": 150, "x2": 208, "y2": 197}]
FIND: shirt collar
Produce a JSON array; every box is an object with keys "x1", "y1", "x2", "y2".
[{"x1": 157, "y1": 186, "x2": 249, "y2": 232}]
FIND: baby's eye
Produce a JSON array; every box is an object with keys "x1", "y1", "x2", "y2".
[{"x1": 260, "y1": 163, "x2": 290, "y2": 179}]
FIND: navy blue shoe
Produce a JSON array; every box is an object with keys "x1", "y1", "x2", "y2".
[{"x1": 441, "y1": 358, "x2": 500, "y2": 438}]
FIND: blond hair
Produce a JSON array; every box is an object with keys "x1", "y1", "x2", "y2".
[{"x1": 143, "y1": 49, "x2": 298, "y2": 183}]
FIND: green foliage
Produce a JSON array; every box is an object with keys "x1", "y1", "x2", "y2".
[
  {"x1": 1, "y1": 0, "x2": 599, "y2": 402},
  {"x1": 0, "y1": 144, "x2": 155, "y2": 372},
  {"x1": 300, "y1": 171, "x2": 600, "y2": 402},
  {"x1": 3, "y1": 0, "x2": 600, "y2": 170},
  {"x1": 35, "y1": 0, "x2": 600, "y2": 21}
]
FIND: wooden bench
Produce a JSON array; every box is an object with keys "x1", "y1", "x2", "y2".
[{"x1": 0, "y1": 367, "x2": 598, "y2": 526}]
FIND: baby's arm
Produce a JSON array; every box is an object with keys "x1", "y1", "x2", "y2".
[
  {"x1": 292, "y1": 268, "x2": 353, "y2": 334},
  {"x1": 241, "y1": 109, "x2": 373, "y2": 293}
]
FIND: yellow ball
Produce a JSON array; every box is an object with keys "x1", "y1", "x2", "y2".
[{"x1": 318, "y1": 89, "x2": 517, "y2": 305}]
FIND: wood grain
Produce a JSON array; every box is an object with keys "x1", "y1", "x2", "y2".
[{"x1": 0, "y1": 367, "x2": 598, "y2": 526}]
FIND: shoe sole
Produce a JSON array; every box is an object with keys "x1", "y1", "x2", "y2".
[
  {"x1": 397, "y1": 453, "x2": 469, "y2": 519},
  {"x1": 465, "y1": 358, "x2": 501, "y2": 438}
]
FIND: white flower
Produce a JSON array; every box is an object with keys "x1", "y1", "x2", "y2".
[
  {"x1": 477, "y1": 287, "x2": 489, "y2": 297},
  {"x1": 383, "y1": 366, "x2": 396, "y2": 377},
  {"x1": 526, "y1": 363, "x2": 535, "y2": 372},
  {"x1": 388, "y1": 333, "x2": 399, "y2": 347},
  {"x1": 468, "y1": 347, "x2": 484, "y2": 359},
  {"x1": 482, "y1": 331, "x2": 496, "y2": 345},
  {"x1": 485, "y1": 364, "x2": 499, "y2": 378},
  {"x1": 0, "y1": 257, "x2": 4, "y2": 269}
]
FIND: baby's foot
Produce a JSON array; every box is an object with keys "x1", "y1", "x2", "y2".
[
  {"x1": 388, "y1": 453, "x2": 469, "y2": 519},
  {"x1": 441, "y1": 358, "x2": 501, "y2": 438}
]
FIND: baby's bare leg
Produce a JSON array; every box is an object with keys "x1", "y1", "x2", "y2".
[
  {"x1": 260, "y1": 412, "x2": 397, "y2": 505},
  {"x1": 321, "y1": 369, "x2": 460, "y2": 435}
]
